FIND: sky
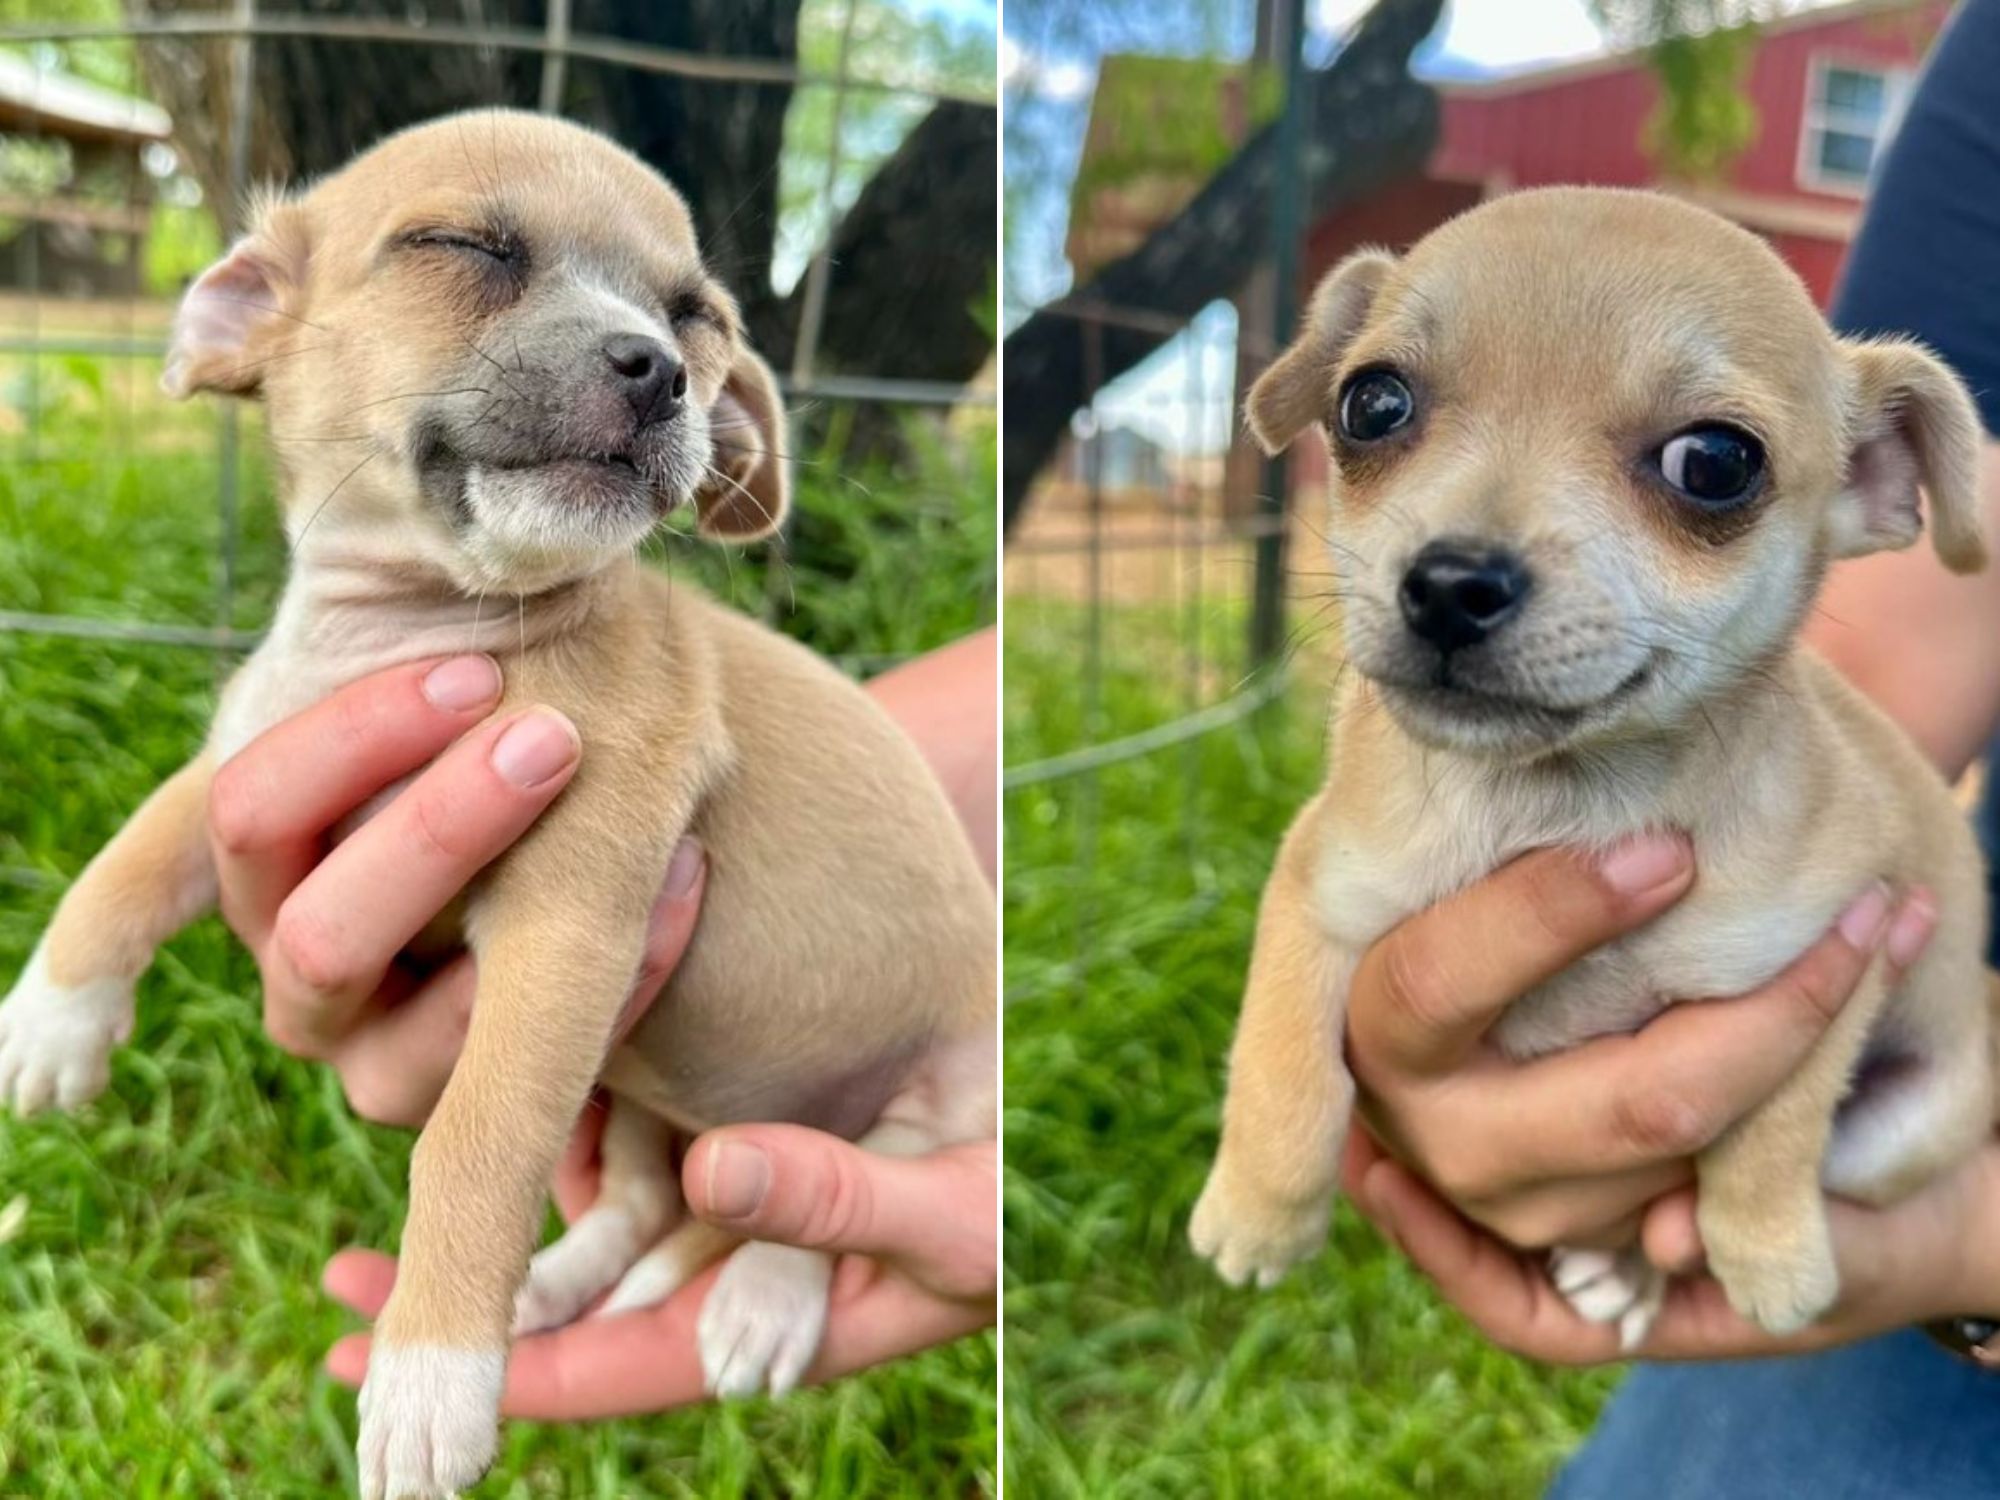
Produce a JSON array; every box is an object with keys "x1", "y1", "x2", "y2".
[{"x1": 1003, "y1": 0, "x2": 1837, "y2": 454}]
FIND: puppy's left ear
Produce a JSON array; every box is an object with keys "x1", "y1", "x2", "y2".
[
  {"x1": 1833, "y1": 337, "x2": 1987, "y2": 573},
  {"x1": 696, "y1": 346, "x2": 790, "y2": 542},
  {"x1": 1247, "y1": 247, "x2": 1398, "y2": 454},
  {"x1": 162, "y1": 197, "x2": 311, "y2": 400}
]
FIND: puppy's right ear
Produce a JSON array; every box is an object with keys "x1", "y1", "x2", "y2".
[
  {"x1": 162, "y1": 201, "x2": 310, "y2": 400},
  {"x1": 1246, "y1": 247, "x2": 1397, "y2": 454}
]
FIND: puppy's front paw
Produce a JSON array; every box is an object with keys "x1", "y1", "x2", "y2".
[
  {"x1": 1549, "y1": 1246, "x2": 1667, "y2": 1351},
  {"x1": 697, "y1": 1242, "x2": 833, "y2": 1399},
  {"x1": 356, "y1": 1344, "x2": 505, "y2": 1500},
  {"x1": 0, "y1": 948, "x2": 134, "y2": 1116},
  {"x1": 1188, "y1": 1163, "x2": 1331, "y2": 1288},
  {"x1": 1705, "y1": 1222, "x2": 1839, "y2": 1336}
]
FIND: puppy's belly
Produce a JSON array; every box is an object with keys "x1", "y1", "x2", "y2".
[
  {"x1": 600, "y1": 1036, "x2": 922, "y2": 1140},
  {"x1": 1489, "y1": 896, "x2": 1841, "y2": 1060}
]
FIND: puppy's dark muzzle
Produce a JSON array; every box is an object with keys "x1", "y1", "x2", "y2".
[{"x1": 1398, "y1": 540, "x2": 1533, "y2": 656}]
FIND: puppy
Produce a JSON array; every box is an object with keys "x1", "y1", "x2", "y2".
[
  {"x1": 0, "y1": 111, "x2": 994, "y2": 1498},
  {"x1": 1190, "y1": 187, "x2": 1993, "y2": 1349}
]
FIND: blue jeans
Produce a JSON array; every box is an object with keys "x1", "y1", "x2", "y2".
[
  {"x1": 1550, "y1": 1332, "x2": 2000, "y2": 1498},
  {"x1": 1553, "y1": 2, "x2": 2000, "y2": 1491}
]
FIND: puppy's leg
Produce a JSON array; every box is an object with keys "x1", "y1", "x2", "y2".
[
  {"x1": 686, "y1": 1029, "x2": 997, "y2": 1398},
  {"x1": 1697, "y1": 960, "x2": 1888, "y2": 1336},
  {"x1": 0, "y1": 753, "x2": 216, "y2": 1115},
  {"x1": 356, "y1": 868, "x2": 663, "y2": 1500},
  {"x1": 1190, "y1": 814, "x2": 1354, "y2": 1287},
  {"x1": 513, "y1": 1095, "x2": 681, "y2": 1334}
]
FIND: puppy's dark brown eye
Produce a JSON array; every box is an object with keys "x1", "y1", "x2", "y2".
[
  {"x1": 1655, "y1": 425, "x2": 1765, "y2": 509},
  {"x1": 1338, "y1": 369, "x2": 1415, "y2": 443},
  {"x1": 666, "y1": 292, "x2": 719, "y2": 331}
]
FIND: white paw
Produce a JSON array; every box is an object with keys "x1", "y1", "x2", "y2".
[
  {"x1": 1550, "y1": 1246, "x2": 1667, "y2": 1351},
  {"x1": 597, "y1": 1221, "x2": 732, "y2": 1320},
  {"x1": 356, "y1": 1344, "x2": 504, "y2": 1500},
  {"x1": 1707, "y1": 1226, "x2": 1839, "y2": 1337},
  {"x1": 0, "y1": 944, "x2": 134, "y2": 1117},
  {"x1": 1188, "y1": 1165, "x2": 1331, "y2": 1289},
  {"x1": 513, "y1": 1204, "x2": 648, "y2": 1335},
  {"x1": 697, "y1": 1242, "x2": 832, "y2": 1399}
]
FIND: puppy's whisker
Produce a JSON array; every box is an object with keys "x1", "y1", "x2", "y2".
[
  {"x1": 352, "y1": 385, "x2": 496, "y2": 412},
  {"x1": 193, "y1": 295, "x2": 331, "y2": 333},
  {"x1": 290, "y1": 444, "x2": 385, "y2": 551}
]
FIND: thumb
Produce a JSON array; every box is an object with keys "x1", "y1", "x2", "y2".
[
  {"x1": 683, "y1": 1124, "x2": 995, "y2": 1301},
  {"x1": 609, "y1": 838, "x2": 706, "y2": 1047}
]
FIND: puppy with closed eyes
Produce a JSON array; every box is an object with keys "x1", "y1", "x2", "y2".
[
  {"x1": 1190, "y1": 186, "x2": 1994, "y2": 1349},
  {"x1": 0, "y1": 110, "x2": 994, "y2": 1498}
]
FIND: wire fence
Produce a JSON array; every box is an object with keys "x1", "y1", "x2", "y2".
[
  {"x1": 0, "y1": 1, "x2": 995, "y2": 661},
  {"x1": 1001, "y1": 3, "x2": 1321, "y2": 989}
]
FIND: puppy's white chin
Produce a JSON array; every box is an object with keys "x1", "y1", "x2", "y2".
[{"x1": 459, "y1": 463, "x2": 666, "y2": 593}]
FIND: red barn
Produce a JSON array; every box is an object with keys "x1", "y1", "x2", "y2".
[{"x1": 1308, "y1": 0, "x2": 1950, "y2": 308}]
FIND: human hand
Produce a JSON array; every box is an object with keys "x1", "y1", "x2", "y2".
[
  {"x1": 1349, "y1": 1127, "x2": 2000, "y2": 1363},
  {"x1": 320, "y1": 1127, "x2": 997, "y2": 1415},
  {"x1": 1344, "y1": 833, "x2": 1934, "y2": 1256},
  {"x1": 208, "y1": 654, "x2": 706, "y2": 1125}
]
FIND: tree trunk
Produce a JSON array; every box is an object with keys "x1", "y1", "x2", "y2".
[{"x1": 1000, "y1": 0, "x2": 1445, "y2": 529}]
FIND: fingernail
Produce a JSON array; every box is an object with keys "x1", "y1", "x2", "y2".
[
  {"x1": 662, "y1": 838, "x2": 705, "y2": 900},
  {"x1": 491, "y1": 709, "x2": 579, "y2": 789},
  {"x1": 703, "y1": 1139, "x2": 770, "y2": 1221},
  {"x1": 1599, "y1": 833, "x2": 1690, "y2": 894},
  {"x1": 1837, "y1": 883, "x2": 1892, "y2": 949},
  {"x1": 1886, "y1": 890, "x2": 1938, "y2": 968},
  {"x1": 422, "y1": 654, "x2": 501, "y2": 712}
]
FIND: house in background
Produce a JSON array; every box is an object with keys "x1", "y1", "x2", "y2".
[
  {"x1": 1312, "y1": 0, "x2": 1950, "y2": 313},
  {"x1": 0, "y1": 52, "x2": 171, "y2": 299}
]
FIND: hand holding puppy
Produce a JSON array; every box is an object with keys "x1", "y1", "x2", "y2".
[
  {"x1": 1340, "y1": 839, "x2": 1965, "y2": 1363},
  {"x1": 209, "y1": 646, "x2": 996, "y2": 1418}
]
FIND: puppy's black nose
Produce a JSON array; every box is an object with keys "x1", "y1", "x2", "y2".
[
  {"x1": 602, "y1": 333, "x2": 688, "y2": 424},
  {"x1": 1398, "y1": 541, "x2": 1532, "y2": 654}
]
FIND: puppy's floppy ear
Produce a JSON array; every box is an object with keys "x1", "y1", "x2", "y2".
[
  {"x1": 1832, "y1": 337, "x2": 1987, "y2": 574},
  {"x1": 162, "y1": 198, "x2": 311, "y2": 400},
  {"x1": 697, "y1": 345, "x2": 790, "y2": 541},
  {"x1": 1246, "y1": 247, "x2": 1398, "y2": 454}
]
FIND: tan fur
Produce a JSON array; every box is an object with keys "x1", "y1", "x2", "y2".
[
  {"x1": 1, "y1": 110, "x2": 992, "y2": 1497},
  {"x1": 1192, "y1": 187, "x2": 1993, "y2": 1342}
]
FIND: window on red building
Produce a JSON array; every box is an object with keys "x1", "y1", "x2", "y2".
[{"x1": 1799, "y1": 53, "x2": 1914, "y2": 196}]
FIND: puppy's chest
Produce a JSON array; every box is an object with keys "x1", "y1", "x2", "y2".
[{"x1": 1311, "y1": 785, "x2": 1838, "y2": 1061}]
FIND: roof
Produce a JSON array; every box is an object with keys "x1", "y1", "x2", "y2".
[
  {"x1": 0, "y1": 50, "x2": 170, "y2": 145},
  {"x1": 1436, "y1": 0, "x2": 1932, "y2": 98}
]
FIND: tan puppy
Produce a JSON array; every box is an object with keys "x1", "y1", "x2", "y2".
[
  {"x1": 1190, "y1": 187, "x2": 1993, "y2": 1350},
  {"x1": 0, "y1": 111, "x2": 994, "y2": 1498}
]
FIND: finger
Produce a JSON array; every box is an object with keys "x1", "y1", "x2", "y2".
[
  {"x1": 1361, "y1": 1154, "x2": 1622, "y2": 1365},
  {"x1": 1457, "y1": 1162, "x2": 1686, "y2": 1252},
  {"x1": 210, "y1": 656, "x2": 502, "y2": 941},
  {"x1": 683, "y1": 1129, "x2": 996, "y2": 1301},
  {"x1": 1471, "y1": 882, "x2": 1896, "y2": 1188},
  {"x1": 262, "y1": 706, "x2": 579, "y2": 1054},
  {"x1": 1640, "y1": 1187, "x2": 1705, "y2": 1276},
  {"x1": 552, "y1": 1094, "x2": 612, "y2": 1224},
  {"x1": 1350, "y1": 835, "x2": 1694, "y2": 1077},
  {"x1": 324, "y1": 1249, "x2": 986, "y2": 1419},
  {"x1": 610, "y1": 839, "x2": 708, "y2": 1047},
  {"x1": 324, "y1": 956, "x2": 475, "y2": 1127}
]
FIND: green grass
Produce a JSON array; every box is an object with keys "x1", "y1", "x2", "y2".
[
  {"x1": 0, "y1": 354, "x2": 996, "y2": 1498},
  {"x1": 1001, "y1": 600, "x2": 1621, "y2": 1498}
]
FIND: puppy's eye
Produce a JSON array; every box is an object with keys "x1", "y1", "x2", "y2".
[
  {"x1": 1337, "y1": 369, "x2": 1415, "y2": 443},
  {"x1": 1655, "y1": 426, "x2": 1765, "y2": 508},
  {"x1": 403, "y1": 229, "x2": 518, "y2": 266},
  {"x1": 666, "y1": 292, "x2": 719, "y2": 330}
]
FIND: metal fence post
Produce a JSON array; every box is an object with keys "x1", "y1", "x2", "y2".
[
  {"x1": 1249, "y1": 0, "x2": 1306, "y2": 668},
  {"x1": 215, "y1": 0, "x2": 256, "y2": 643},
  {"x1": 538, "y1": 0, "x2": 571, "y2": 114}
]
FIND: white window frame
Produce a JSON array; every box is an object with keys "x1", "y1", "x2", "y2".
[{"x1": 1797, "y1": 52, "x2": 1915, "y2": 198}]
